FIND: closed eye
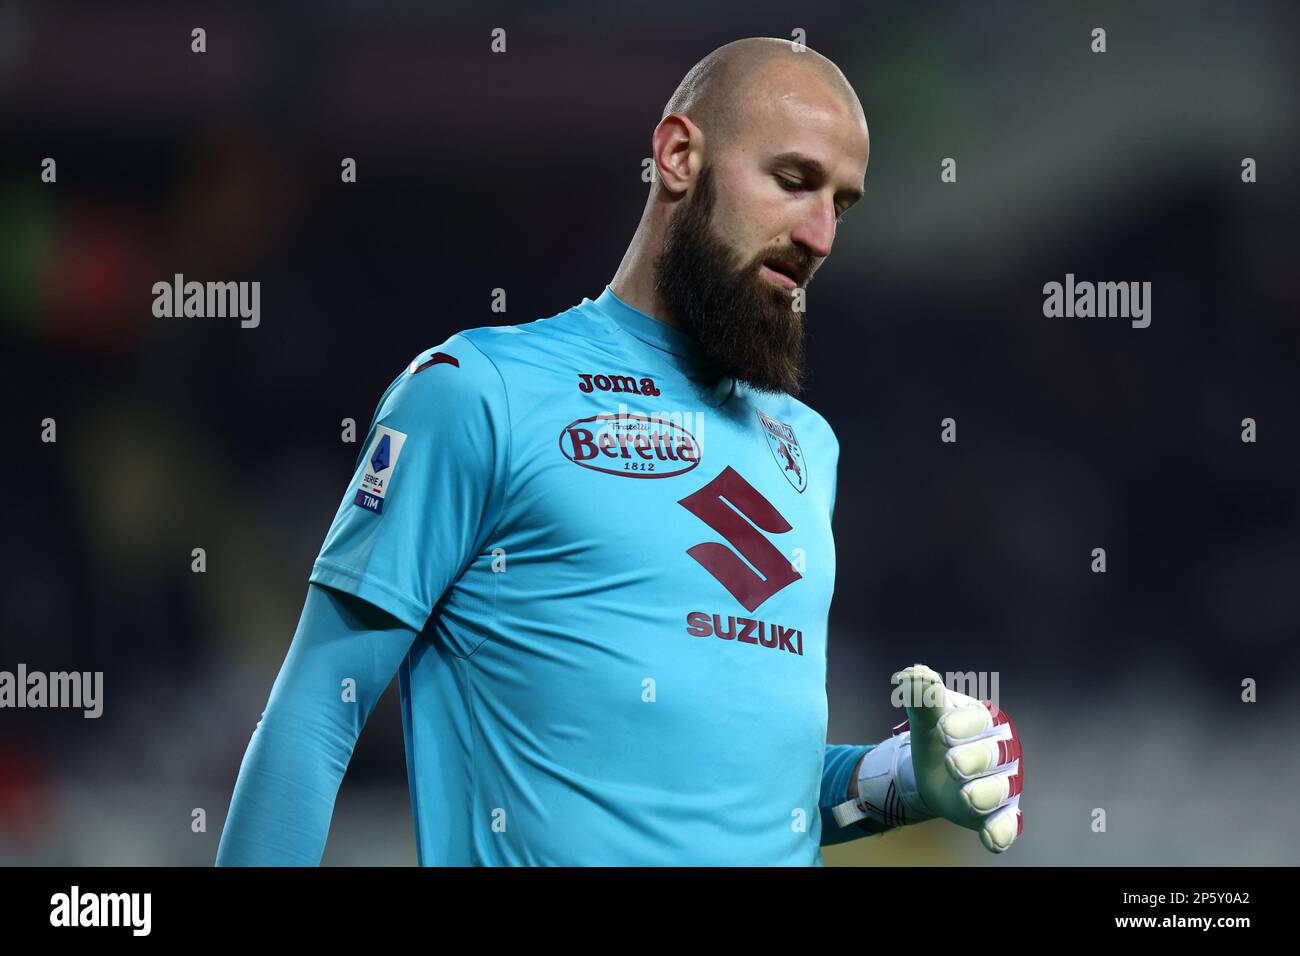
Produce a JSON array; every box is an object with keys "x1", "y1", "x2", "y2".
[{"x1": 777, "y1": 174, "x2": 849, "y2": 224}]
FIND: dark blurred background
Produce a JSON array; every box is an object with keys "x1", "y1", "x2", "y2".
[{"x1": 1, "y1": 0, "x2": 1297, "y2": 865}]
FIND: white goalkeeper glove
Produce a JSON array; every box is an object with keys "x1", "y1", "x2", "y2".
[{"x1": 832, "y1": 664, "x2": 1024, "y2": 853}]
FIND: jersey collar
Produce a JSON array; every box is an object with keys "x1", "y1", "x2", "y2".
[{"x1": 592, "y1": 284, "x2": 735, "y2": 405}]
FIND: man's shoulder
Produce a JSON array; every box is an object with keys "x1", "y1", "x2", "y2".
[
  {"x1": 451, "y1": 302, "x2": 601, "y2": 364},
  {"x1": 397, "y1": 304, "x2": 596, "y2": 391}
]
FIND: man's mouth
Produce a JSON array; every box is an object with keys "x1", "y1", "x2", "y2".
[{"x1": 762, "y1": 258, "x2": 801, "y2": 288}]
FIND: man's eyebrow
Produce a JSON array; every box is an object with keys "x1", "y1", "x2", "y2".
[{"x1": 771, "y1": 151, "x2": 864, "y2": 207}]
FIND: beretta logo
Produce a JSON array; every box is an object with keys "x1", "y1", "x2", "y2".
[{"x1": 559, "y1": 412, "x2": 701, "y2": 479}]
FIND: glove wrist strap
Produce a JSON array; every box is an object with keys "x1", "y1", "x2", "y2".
[{"x1": 830, "y1": 731, "x2": 935, "y2": 830}]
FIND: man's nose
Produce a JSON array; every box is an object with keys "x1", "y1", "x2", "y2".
[{"x1": 790, "y1": 201, "x2": 836, "y2": 259}]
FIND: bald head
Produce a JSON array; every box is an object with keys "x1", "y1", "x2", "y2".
[{"x1": 661, "y1": 37, "x2": 865, "y2": 158}]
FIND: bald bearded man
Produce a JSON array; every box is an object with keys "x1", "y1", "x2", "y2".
[{"x1": 216, "y1": 37, "x2": 1024, "y2": 867}]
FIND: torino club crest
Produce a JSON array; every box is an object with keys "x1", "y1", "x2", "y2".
[{"x1": 757, "y1": 411, "x2": 806, "y2": 493}]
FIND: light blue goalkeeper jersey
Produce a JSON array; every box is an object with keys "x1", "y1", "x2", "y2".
[{"x1": 308, "y1": 285, "x2": 868, "y2": 865}]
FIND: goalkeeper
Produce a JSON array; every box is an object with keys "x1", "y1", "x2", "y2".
[{"x1": 216, "y1": 37, "x2": 1024, "y2": 866}]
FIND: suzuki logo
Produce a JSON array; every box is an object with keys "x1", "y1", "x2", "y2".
[{"x1": 677, "y1": 466, "x2": 800, "y2": 612}]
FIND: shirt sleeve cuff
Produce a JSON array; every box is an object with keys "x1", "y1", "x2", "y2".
[{"x1": 308, "y1": 559, "x2": 430, "y2": 632}]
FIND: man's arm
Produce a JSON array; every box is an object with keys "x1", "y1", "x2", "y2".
[
  {"x1": 215, "y1": 583, "x2": 417, "y2": 866},
  {"x1": 216, "y1": 336, "x2": 509, "y2": 865}
]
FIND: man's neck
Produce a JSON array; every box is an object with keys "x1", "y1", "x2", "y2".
[{"x1": 609, "y1": 236, "x2": 684, "y2": 333}]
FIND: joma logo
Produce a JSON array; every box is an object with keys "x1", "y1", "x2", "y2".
[{"x1": 578, "y1": 373, "x2": 661, "y2": 396}]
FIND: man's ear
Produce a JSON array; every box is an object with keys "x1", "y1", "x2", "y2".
[{"x1": 651, "y1": 113, "x2": 704, "y2": 197}]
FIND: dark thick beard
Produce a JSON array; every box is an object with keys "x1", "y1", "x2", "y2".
[{"x1": 652, "y1": 163, "x2": 808, "y2": 396}]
